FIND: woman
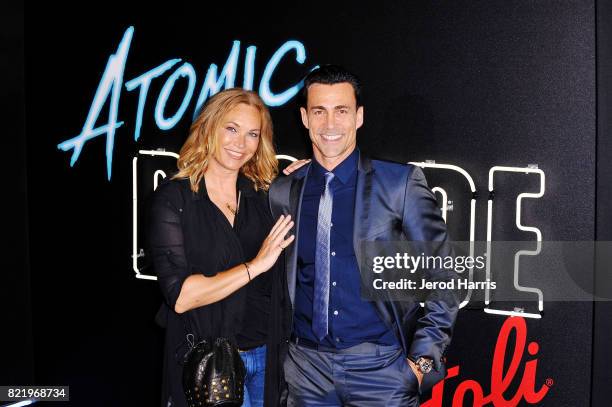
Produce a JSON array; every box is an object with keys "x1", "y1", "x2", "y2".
[{"x1": 149, "y1": 88, "x2": 294, "y2": 407}]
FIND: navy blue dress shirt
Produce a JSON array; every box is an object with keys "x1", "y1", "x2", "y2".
[{"x1": 293, "y1": 149, "x2": 397, "y2": 348}]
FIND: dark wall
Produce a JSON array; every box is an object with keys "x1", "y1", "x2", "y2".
[
  {"x1": 13, "y1": 1, "x2": 607, "y2": 406},
  {"x1": 1, "y1": 0, "x2": 34, "y2": 386},
  {"x1": 592, "y1": 0, "x2": 612, "y2": 405}
]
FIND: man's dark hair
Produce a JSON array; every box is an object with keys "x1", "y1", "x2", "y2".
[{"x1": 300, "y1": 64, "x2": 362, "y2": 107}]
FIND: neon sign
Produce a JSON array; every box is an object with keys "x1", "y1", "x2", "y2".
[
  {"x1": 57, "y1": 27, "x2": 311, "y2": 180},
  {"x1": 133, "y1": 153, "x2": 546, "y2": 319},
  {"x1": 422, "y1": 316, "x2": 551, "y2": 406}
]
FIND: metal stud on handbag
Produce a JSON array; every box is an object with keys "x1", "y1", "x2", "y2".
[{"x1": 182, "y1": 335, "x2": 246, "y2": 407}]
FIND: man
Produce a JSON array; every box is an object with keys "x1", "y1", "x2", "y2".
[{"x1": 268, "y1": 65, "x2": 459, "y2": 406}]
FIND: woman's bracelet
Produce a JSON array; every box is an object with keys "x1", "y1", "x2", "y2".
[{"x1": 244, "y1": 262, "x2": 252, "y2": 281}]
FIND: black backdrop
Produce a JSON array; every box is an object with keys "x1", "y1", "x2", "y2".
[{"x1": 4, "y1": 1, "x2": 612, "y2": 406}]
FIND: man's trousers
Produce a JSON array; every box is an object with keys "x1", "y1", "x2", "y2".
[{"x1": 283, "y1": 340, "x2": 420, "y2": 406}]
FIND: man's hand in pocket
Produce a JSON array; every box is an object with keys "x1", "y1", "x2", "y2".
[{"x1": 407, "y1": 358, "x2": 423, "y2": 387}]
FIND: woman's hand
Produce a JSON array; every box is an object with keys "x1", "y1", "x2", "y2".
[
  {"x1": 249, "y1": 215, "x2": 295, "y2": 276},
  {"x1": 174, "y1": 217, "x2": 294, "y2": 313},
  {"x1": 283, "y1": 159, "x2": 311, "y2": 175}
]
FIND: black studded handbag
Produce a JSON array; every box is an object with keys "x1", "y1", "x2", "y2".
[{"x1": 182, "y1": 335, "x2": 246, "y2": 407}]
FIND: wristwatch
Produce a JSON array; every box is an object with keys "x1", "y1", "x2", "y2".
[{"x1": 415, "y1": 357, "x2": 434, "y2": 374}]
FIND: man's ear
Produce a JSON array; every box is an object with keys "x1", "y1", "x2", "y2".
[
  {"x1": 356, "y1": 106, "x2": 364, "y2": 130},
  {"x1": 300, "y1": 107, "x2": 309, "y2": 129}
]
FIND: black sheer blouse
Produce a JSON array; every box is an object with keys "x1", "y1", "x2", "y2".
[{"x1": 149, "y1": 175, "x2": 275, "y2": 407}]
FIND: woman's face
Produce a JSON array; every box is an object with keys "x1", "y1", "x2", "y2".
[{"x1": 212, "y1": 103, "x2": 261, "y2": 172}]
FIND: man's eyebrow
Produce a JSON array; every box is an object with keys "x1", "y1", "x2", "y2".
[{"x1": 309, "y1": 105, "x2": 352, "y2": 110}]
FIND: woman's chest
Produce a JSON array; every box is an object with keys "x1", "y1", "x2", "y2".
[{"x1": 180, "y1": 198, "x2": 271, "y2": 274}]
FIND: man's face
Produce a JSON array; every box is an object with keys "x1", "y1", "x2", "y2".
[{"x1": 300, "y1": 82, "x2": 363, "y2": 169}]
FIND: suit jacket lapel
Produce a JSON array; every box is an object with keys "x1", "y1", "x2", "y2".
[
  {"x1": 352, "y1": 154, "x2": 372, "y2": 271},
  {"x1": 353, "y1": 154, "x2": 372, "y2": 270},
  {"x1": 352, "y1": 154, "x2": 395, "y2": 329},
  {"x1": 286, "y1": 166, "x2": 309, "y2": 307}
]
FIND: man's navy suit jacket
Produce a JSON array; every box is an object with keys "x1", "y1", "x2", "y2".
[{"x1": 268, "y1": 151, "x2": 459, "y2": 392}]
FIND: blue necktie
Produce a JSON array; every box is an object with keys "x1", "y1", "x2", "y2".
[{"x1": 313, "y1": 172, "x2": 334, "y2": 341}]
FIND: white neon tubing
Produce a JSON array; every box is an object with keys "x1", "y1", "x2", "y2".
[
  {"x1": 138, "y1": 149, "x2": 180, "y2": 159},
  {"x1": 410, "y1": 162, "x2": 477, "y2": 191},
  {"x1": 483, "y1": 307, "x2": 542, "y2": 319},
  {"x1": 140, "y1": 151, "x2": 298, "y2": 162},
  {"x1": 409, "y1": 162, "x2": 477, "y2": 308},
  {"x1": 132, "y1": 155, "x2": 158, "y2": 281},
  {"x1": 485, "y1": 166, "x2": 545, "y2": 314},
  {"x1": 409, "y1": 162, "x2": 476, "y2": 243},
  {"x1": 153, "y1": 170, "x2": 167, "y2": 191},
  {"x1": 5, "y1": 400, "x2": 35, "y2": 407},
  {"x1": 431, "y1": 187, "x2": 448, "y2": 222},
  {"x1": 132, "y1": 156, "x2": 142, "y2": 278},
  {"x1": 276, "y1": 154, "x2": 298, "y2": 162},
  {"x1": 132, "y1": 150, "x2": 182, "y2": 281}
]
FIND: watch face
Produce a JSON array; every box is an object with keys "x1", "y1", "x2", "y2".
[{"x1": 418, "y1": 358, "x2": 433, "y2": 373}]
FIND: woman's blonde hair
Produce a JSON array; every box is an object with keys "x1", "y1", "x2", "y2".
[{"x1": 174, "y1": 88, "x2": 278, "y2": 192}]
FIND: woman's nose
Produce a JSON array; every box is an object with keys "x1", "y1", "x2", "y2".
[{"x1": 235, "y1": 133, "x2": 246, "y2": 148}]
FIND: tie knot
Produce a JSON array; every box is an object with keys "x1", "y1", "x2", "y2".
[{"x1": 324, "y1": 172, "x2": 334, "y2": 186}]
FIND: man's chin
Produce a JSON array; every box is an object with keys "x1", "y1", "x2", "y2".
[{"x1": 318, "y1": 151, "x2": 342, "y2": 160}]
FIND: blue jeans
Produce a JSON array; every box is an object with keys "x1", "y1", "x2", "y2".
[{"x1": 239, "y1": 345, "x2": 266, "y2": 407}]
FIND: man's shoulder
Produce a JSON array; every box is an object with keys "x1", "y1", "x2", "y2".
[
  {"x1": 270, "y1": 165, "x2": 309, "y2": 193},
  {"x1": 369, "y1": 157, "x2": 419, "y2": 179}
]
